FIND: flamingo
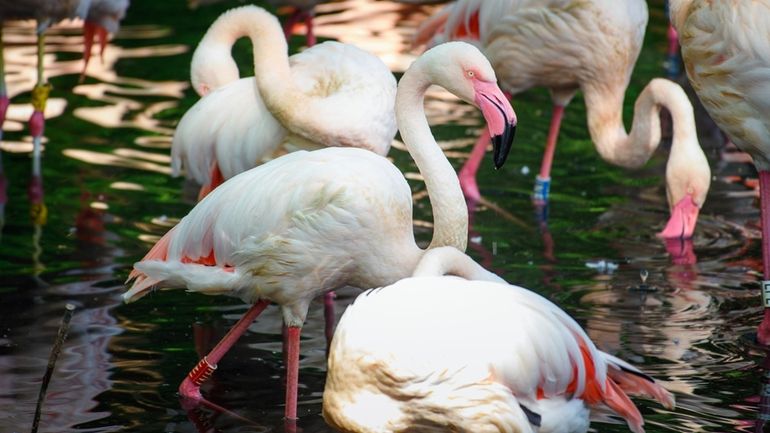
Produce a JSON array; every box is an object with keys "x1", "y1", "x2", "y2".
[
  {"x1": 82, "y1": 0, "x2": 130, "y2": 77},
  {"x1": 176, "y1": 5, "x2": 398, "y2": 200},
  {"x1": 415, "y1": 0, "x2": 711, "y2": 239},
  {"x1": 324, "y1": 247, "x2": 675, "y2": 433},
  {"x1": 124, "y1": 41, "x2": 516, "y2": 421},
  {"x1": 667, "y1": 0, "x2": 770, "y2": 343}
]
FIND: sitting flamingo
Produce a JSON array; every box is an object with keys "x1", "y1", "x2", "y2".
[{"x1": 324, "y1": 247, "x2": 675, "y2": 433}]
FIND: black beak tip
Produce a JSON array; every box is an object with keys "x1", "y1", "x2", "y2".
[{"x1": 492, "y1": 123, "x2": 516, "y2": 170}]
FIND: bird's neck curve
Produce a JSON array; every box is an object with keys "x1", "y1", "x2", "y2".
[
  {"x1": 191, "y1": 6, "x2": 299, "y2": 110},
  {"x1": 584, "y1": 78, "x2": 697, "y2": 171},
  {"x1": 396, "y1": 63, "x2": 468, "y2": 252},
  {"x1": 413, "y1": 247, "x2": 505, "y2": 283}
]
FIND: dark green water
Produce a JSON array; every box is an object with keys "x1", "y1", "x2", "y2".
[{"x1": 0, "y1": 1, "x2": 766, "y2": 432}]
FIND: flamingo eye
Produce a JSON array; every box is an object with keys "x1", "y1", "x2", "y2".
[{"x1": 467, "y1": 70, "x2": 475, "y2": 78}]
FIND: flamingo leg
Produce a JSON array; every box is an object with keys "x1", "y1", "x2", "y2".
[
  {"x1": 664, "y1": 1, "x2": 681, "y2": 78},
  {"x1": 282, "y1": 8, "x2": 303, "y2": 43},
  {"x1": 29, "y1": 28, "x2": 51, "y2": 176},
  {"x1": 324, "y1": 291, "x2": 335, "y2": 353},
  {"x1": 757, "y1": 171, "x2": 770, "y2": 345},
  {"x1": 285, "y1": 325, "x2": 301, "y2": 420},
  {"x1": 179, "y1": 300, "x2": 270, "y2": 403},
  {"x1": 533, "y1": 104, "x2": 565, "y2": 204},
  {"x1": 304, "y1": 11, "x2": 316, "y2": 47},
  {"x1": 458, "y1": 129, "x2": 490, "y2": 207}
]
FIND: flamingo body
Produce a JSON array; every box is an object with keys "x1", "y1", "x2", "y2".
[
  {"x1": 417, "y1": 0, "x2": 710, "y2": 238},
  {"x1": 129, "y1": 147, "x2": 420, "y2": 326},
  {"x1": 325, "y1": 262, "x2": 674, "y2": 433},
  {"x1": 669, "y1": 0, "x2": 770, "y2": 341},
  {"x1": 126, "y1": 40, "x2": 517, "y2": 419},
  {"x1": 175, "y1": 7, "x2": 397, "y2": 195}
]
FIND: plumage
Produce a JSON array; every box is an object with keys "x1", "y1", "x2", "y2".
[
  {"x1": 416, "y1": 0, "x2": 711, "y2": 238},
  {"x1": 669, "y1": 0, "x2": 770, "y2": 343},
  {"x1": 324, "y1": 248, "x2": 675, "y2": 433},
  {"x1": 174, "y1": 6, "x2": 397, "y2": 198},
  {"x1": 125, "y1": 41, "x2": 517, "y2": 420}
]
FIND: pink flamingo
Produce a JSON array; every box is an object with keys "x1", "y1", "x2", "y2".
[
  {"x1": 324, "y1": 247, "x2": 675, "y2": 433},
  {"x1": 124, "y1": 41, "x2": 516, "y2": 421},
  {"x1": 668, "y1": 0, "x2": 770, "y2": 344},
  {"x1": 176, "y1": 6, "x2": 397, "y2": 199},
  {"x1": 415, "y1": 0, "x2": 711, "y2": 239}
]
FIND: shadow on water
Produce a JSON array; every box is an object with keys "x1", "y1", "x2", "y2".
[{"x1": 0, "y1": 0, "x2": 769, "y2": 432}]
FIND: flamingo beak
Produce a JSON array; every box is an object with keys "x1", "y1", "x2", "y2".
[
  {"x1": 473, "y1": 80, "x2": 517, "y2": 169},
  {"x1": 657, "y1": 194, "x2": 700, "y2": 239}
]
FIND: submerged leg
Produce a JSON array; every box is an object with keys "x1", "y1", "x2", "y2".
[
  {"x1": 282, "y1": 8, "x2": 303, "y2": 42},
  {"x1": 664, "y1": 1, "x2": 681, "y2": 79},
  {"x1": 758, "y1": 171, "x2": 770, "y2": 345},
  {"x1": 533, "y1": 104, "x2": 565, "y2": 204},
  {"x1": 458, "y1": 129, "x2": 490, "y2": 206},
  {"x1": 29, "y1": 28, "x2": 51, "y2": 167},
  {"x1": 284, "y1": 325, "x2": 301, "y2": 420},
  {"x1": 179, "y1": 300, "x2": 270, "y2": 401}
]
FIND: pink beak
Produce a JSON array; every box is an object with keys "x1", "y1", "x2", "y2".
[
  {"x1": 658, "y1": 194, "x2": 700, "y2": 239},
  {"x1": 473, "y1": 79, "x2": 517, "y2": 169}
]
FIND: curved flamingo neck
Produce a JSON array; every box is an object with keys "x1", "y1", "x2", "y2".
[
  {"x1": 585, "y1": 78, "x2": 697, "y2": 171},
  {"x1": 397, "y1": 60, "x2": 468, "y2": 252},
  {"x1": 191, "y1": 6, "x2": 300, "y2": 110},
  {"x1": 413, "y1": 247, "x2": 504, "y2": 282}
]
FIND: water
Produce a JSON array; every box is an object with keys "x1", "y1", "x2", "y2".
[{"x1": 0, "y1": 1, "x2": 766, "y2": 432}]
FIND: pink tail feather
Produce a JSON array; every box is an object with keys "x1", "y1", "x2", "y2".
[{"x1": 125, "y1": 226, "x2": 177, "y2": 302}]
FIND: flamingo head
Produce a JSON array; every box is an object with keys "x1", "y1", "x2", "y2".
[
  {"x1": 658, "y1": 140, "x2": 711, "y2": 239},
  {"x1": 423, "y1": 42, "x2": 517, "y2": 169},
  {"x1": 190, "y1": 44, "x2": 240, "y2": 97}
]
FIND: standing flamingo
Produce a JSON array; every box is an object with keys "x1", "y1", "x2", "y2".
[
  {"x1": 176, "y1": 6, "x2": 397, "y2": 200},
  {"x1": 415, "y1": 0, "x2": 711, "y2": 239},
  {"x1": 324, "y1": 247, "x2": 675, "y2": 433},
  {"x1": 124, "y1": 41, "x2": 516, "y2": 421},
  {"x1": 668, "y1": 0, "x2": 770, "y2": 343}
]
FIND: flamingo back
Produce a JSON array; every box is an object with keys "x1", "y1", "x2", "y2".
[
  {"x1": 677, "y1": 0, "x2": 770, "y2": 169},
  {"x1": 126, "y1": 148, "x2": 417, "y2": 311},
  {"x1": 286, "y1": 41, "x2": 397, "y2": 156},
  {"x1": 325, "y1": 276, "x2": 673, "y2": 433}
]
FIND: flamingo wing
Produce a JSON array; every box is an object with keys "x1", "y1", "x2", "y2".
[
  {"x1": 286, "y1": 41, "x2": 397, "y2": 156},
  {"x1": 171, "y1": 77, "x2": 288, "y2": 186},
  {"x1": 126, "y1": 148, "x2": 412, "y2": 305},
  {"x1": 678, "y1": 1, "x2": 770, "y2": 169},
  {"x1": 327, "y1": 277, "x2": 672, "y2": 432}
]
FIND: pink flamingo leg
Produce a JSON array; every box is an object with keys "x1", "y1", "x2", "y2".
[
  {"x1": 324, "y1": 291, "x2": 335, "y2": 352},
  {"x1": 533, "y1": 104, "x2": 566, "y2": 204},
  {"x1": 459, "y1": 129, "x2": 490, "y2": 206},
  {"x1": 304, "y1": 12, "x2": 316, "y2": 47},
  {"x1": 282, "y1": 8, "x2": 302, "y2": 42},
  {"x1": 284, "y1": 325, "x2": 301, "y2": 420},
  {"x1": 179, "y1": 300, "x2": 270, "y2": 402},
  {"x1": 757, "y1": 171, "x2": 770, "y2": 345}
]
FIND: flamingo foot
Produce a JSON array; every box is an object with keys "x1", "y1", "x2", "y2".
[
  {"x1": 532, "y1": 175, "x2": 551, "y2": 205},
  {"x1": 179, "y1": 356, "x2": 216, "y2": 404}
]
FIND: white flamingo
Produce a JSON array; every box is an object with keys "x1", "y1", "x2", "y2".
[
  {"x1": 668, "y1": 0, "x2": 770, "y2": 343},
  {"x1": 324, "y1": 246, "x2": 675, "y2": 433},
  {"x1": 415, "y1": 0, "x2": 711, "y2": 239},
  {"x1": 174, "y1": 5, "x2": 398, "y2": 200},
  {"x1": 124, "y1": 41, "x2": 516, "y2": 421}
]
